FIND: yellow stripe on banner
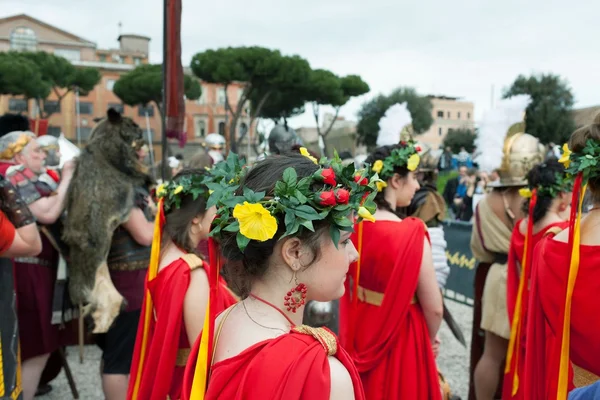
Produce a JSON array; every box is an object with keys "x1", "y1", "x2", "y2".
[
  {"x1": 190, "y1": 298, "x2": 211, "y2": 399},
  {"x1": 130, "y1": 199, "x2": 164, "y2": 400},
  {"x1": 557, "y1": 184, "x2": 587, "y2": 400},
  {"x1": 505, "y1": 220, "x2": 532, "y2": 395}
]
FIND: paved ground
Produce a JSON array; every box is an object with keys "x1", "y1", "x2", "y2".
[{"x1": 39, "y1": 298, "x2": 473, "y2": 400}]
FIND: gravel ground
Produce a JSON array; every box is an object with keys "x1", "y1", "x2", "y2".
[{"x1": 39, "y1": 298, "x2": 473, "y2": 400}]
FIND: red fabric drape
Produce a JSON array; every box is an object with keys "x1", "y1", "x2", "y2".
[
  {"x1": 183, "y1": 329, "x2": 365, "y2": 400},
  {"x1": 164, "y1": 0, "x2": 186, "y2": 147},
  {"x1": 504, "y1": 219, "x2": 569, "y2": 400},
  {"x1": 339, "y1": 218, "x2": 441, "y2": 400},
  {"x1": 29, "y1": 119, "x2": 48, "y2": 136},
  {"x1": 523, "y1": 235, "x2": 600, "y2": 399}
]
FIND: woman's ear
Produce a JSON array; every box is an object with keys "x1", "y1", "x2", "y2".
[
  {"x1": 280, "y1": 237, "x2": 303, "y2": 272},
  {"x1": 389, "y1": 173, "x2": 402, "y2": 189}
]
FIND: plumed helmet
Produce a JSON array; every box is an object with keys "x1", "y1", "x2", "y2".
[
  {"x1": 268, "y1": 124, "x2": 298, "y2": 155},
  {"x1": 0, "y1": 113, "x2": 30, "y2": 137},
  {"x1": 488, "y1": 132, "x2": 545, "y2": 188},
  {"x1": 37, "y1": 135, "x2": 59, "y2": 149},
  {"x1": 204, "y1": 133, "x2": 226, "y2": 150},
  {"x1": 416, "y1": 142, "x2": 441, "y2": 171}
]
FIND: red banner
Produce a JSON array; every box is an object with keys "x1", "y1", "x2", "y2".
[{"x1": 29, "y1": 119, "x2": 49, "y2": 136}]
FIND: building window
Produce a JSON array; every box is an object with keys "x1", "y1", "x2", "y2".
[
  {"x1": 197, "y1": 89, "x2": 207, "y2": 105},
  {"x1": 47, "y1": 126, "x2": 61, "y2": 137},
  {"x1": 78, "y1": 102, "x2": 93, "y2": 115},
  {"x1": 44, "y1": 101, "x2": 61, "y2": 114},
  {"x1": 134, "y1": 57, "x2": 142, "y2": 66},
  {"x1": 217, "y1": 88, "x2": 226, "y2": 105},
  {"x1": 108, "y1": 103, "x2": 124, "y2": 114},
  {"x1": 467, "y1": 112, "x2": 471, "y2": 119},
  {"x1": 437, "y1": 110, "x2": 444, "y2": 118},
  {"x1": 195, "y1": 120, "x2": 206, "y2": 138},
  {"x1": 218, "y1": 122, "x2": 226, "y2": 136},
  {"x1": 138, "y1": 105, "x2": 154, "y2": 117},
  {"x1": 8, "y1": 99, "x2": 28, "y2": 112},
  {"x1": 447, "y1": 111, "x2": 451, "y2": 118},
  {"x1": 54, "y1": 48, "x2": 81, "y2": 61},
  {"x1": 438, "y1": 127, "x2": 443, "y2": 137},
  {"x1": 78, "y1": 127, "x2": 93, "y2": 140},
  {"x1": 113, "y1": 54, "x2": 123, "y2": 64},
  {"x1": 106, "y1": 79, "x2": 116, "y2": 91},
  {"x1": 10, "y1": 27, "x2": 37, "y2": 51},
  {"x1": 99, "y1": 54, "x2": 107, "y2": 62},
  {"x1": 457, "y1": 112, "x2": 461, "y2": 119}
]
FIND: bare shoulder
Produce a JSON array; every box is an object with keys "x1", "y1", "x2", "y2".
[
  {"x1": 373, "y1": 209, "x2": 402, "y2": 222},
  {"x1": 328, "y1": 356, "x2": 355, "y2": 400}
]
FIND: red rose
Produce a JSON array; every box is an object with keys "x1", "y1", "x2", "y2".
[
  {"x1": 315, "y1": 167, "x2": 337, "y2": 186},
  {"x1": 318, "y1": 190, "x2": 337, "y2": 207},
  {"x1": 354, "y1": 175, "x2": 368, "y2": 186},
  {"x1": 400, "y1": 141, "x2": 407, "y2": 146},
  {"x1": 415, "y1": 145, "x2": 421, "y2": 152},
  {"x1": 335, "y1": 188, "x2": 350, "y2": 204}
]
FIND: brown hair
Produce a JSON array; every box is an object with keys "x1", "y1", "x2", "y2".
[
  {"x1": 188, "y1": 150, "x2": 213, "y2": 169},
  {"x1": 219, "y1": 155, "x2": 330, "y2": 298},
  {"x1": 569, "y1": 113, "x2": 600, "y2": 203},
  {"x1": 162, "y1": 168, "x2": 209, "y2": 254},
  {"x1": 365, "y1": 144, "x2": 410, "y2": 217}
]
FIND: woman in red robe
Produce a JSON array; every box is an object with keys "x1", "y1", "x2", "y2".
[
  {"x1": 127, "y1": 169, "x2": 237, "y2": 400},
  {"x1": 339, "y1": 143, "x2": 444, "y2": 400},
  {"x1": 503, "y1": 160, "x2": 571, "y2": 400},
  {"x1": 524, "y1": 115, "x2": 600, "y2": 399},
  {"x1": 183, "y1": 152, "x2": 378, "y2": 399}
]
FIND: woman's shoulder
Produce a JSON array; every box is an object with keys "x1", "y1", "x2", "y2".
[{"x1": 328, "y1": 356, "x2": 355, "y2": 400}]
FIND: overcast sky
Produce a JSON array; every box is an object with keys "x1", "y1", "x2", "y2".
[{"x1": 3, "y1": 0, "x2": 599, "y2": 128}]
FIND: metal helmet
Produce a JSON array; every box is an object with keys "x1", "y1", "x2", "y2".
[
  {"x1": 37, "y1": 135, "x2": 62, "y2": 167},
  {"x1": 268, "y1": 124, "x2": 298, "y2": 155},
  {"x1": 204, "y1": 133, "x2": 226, "y2": 150},
  {"x1": 488, "y1": 132, "x2": 545, "y2": 188}
]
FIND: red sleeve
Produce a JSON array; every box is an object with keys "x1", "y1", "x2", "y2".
[{"x1": 0, "y1": 211, "x2": 16, "y2": 254}]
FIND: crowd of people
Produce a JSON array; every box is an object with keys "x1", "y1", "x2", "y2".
[{"x1": 0, "y1": 104, "x2": 598, "y2": 400}]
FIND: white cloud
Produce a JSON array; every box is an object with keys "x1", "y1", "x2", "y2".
[{"x1": 3, "y1": 0, "x2": 598, "y2": 129}]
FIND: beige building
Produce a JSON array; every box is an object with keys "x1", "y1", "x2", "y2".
[
  {"x1": 419, "y1": 95, "x2": 475, "y2": 149},
  {"x1": 296, "y1": 113, "x2": 361, "y2": 157},
  {"x1": 0, "y1": 14, "x2": 251, "y2": 160}
]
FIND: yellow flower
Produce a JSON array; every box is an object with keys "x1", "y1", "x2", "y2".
[
  {"x1": 208, "y1": 189, "x2": 214, "y2": 195},
  {"x1": 372, "y1": 160, "x2": 384, "y2": 174},
  {"x1": 358, "y1": 206, "x2": 376, "y2": 223},
  {"x1": 233, "y1": 202, "x2": 278, "y2": 242},
  {"x1": 519, "y1": 188, "x2": 533, "y2": 199},
  {"x1": 300, "y1": 147, "x2": 318, "y2": 164},
  {"x1": 376, "y1": 181, "x2": 388, "y2": 192},
  {"x1": 406, "y1": 153, "x2": 420, "y2": 171},
  {"x1": 559, "y1": 143, "x2": 572, "y2": 168},
  {"x1": 156, "y1": 184, "x2": 167, "y2": 197},
  {"x1": 173, "y1": 185, "x2": 184, "y2": 195}
]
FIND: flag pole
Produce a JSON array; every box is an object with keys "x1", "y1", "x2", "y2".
[{"x1": 161, "y1": 0, "x2": 168, "y2": 182}]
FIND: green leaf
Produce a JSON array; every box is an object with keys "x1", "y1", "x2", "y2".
[
  {"x1": 293, "y1": 205, "x2": 323, "y2": 220},
  {"x1": 274, "y1": 181, "x2": 287, "y2": 196},
  {"x1": 294, "y1": 189, "x2": 308, "y2": 204},
  {"x1": 299, "y1": 219, "x2": 315, "y2": 232},
  {"x1": 296, "y1": 177, "x2": 312, "y2": 192},
  {"x1": 236, "y1": 232, "x2": 251, "y2": 252},
  {"x1": 329, "y1": 225, "x2": 340, "y2": 249},
  {"x1": 283, "y1": 168, "x2": 297, "y2": 188},
  {"x1": 223, "y1": 221, "x2": 240, "y2": 232},
  {"x1": 285, "y1": 210, "x2": 295, "y2": 230}
]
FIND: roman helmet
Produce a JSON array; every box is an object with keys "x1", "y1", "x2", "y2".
[
  {"x1": 268, "y1": 124, "x2": 299, "y2": 155},
  {"x1": 37, "y1": 135, "x2": 61, "y2": 167}
]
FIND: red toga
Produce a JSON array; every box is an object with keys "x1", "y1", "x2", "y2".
[
  {"x1": 128, "y1": 255, "x2": 237, "y2": 400},
  {"x1": 504, "y1": 220, "x2": 568, "y2": 400},
  {"x1": 524, "y1": 236, "x2": 600, "y2": 399},
  {"x1": 339, "y1": 218, "x2": 442, "y2": 400},
  {"x1": 182, "y1": 325, "x2": 365, "y2": 399}
]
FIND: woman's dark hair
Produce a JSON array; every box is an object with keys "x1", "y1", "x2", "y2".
[
  {"x1": 521, "y1": 159, "x2": 567, "y2": 223},
  {"x1": 220, "y1": 154, "x2": 330, "y2": 297},
  {"x1": 569, "y1": 113, "x2": 600, "y2": 204},
  {"x1": 364, "y1": 144, "x2": 410, "y2": 216},
  {"x1": 162, "y1": 168, "x2": 209, "y2": 254}
]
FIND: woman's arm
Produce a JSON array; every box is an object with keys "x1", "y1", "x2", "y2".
[
  {"x1": 416, "y1": 238, "x2": 443, "y2": 340},
  {"x1": 329, "y1": 357, "x2": 355, "y2": 400},
  {"x1": 3, "y1": 222, "x2": 42, "y2": 257},
  {"x1": 183, "y1": 267, "x2": 209, "y2": 344}
]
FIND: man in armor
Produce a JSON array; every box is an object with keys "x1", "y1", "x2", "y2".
[
  {"x1": 0, "y1": 115, "x2": 76, "y2": 400},
  {"x1": 36, "y1": 136, "x2": 61, "y2": 170},
  {"x1": 268, "y1": 124, "x2": 300, "y2": 155},
  {"x1": 470, "y1": 131, "x2": 545, "y2": 400},
  {"x1": 204, "y1": 133, "x2": 226, "y2": 164}
]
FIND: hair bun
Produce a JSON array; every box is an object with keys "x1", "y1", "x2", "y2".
[{"x1": 594, "y1": 112, "x2": 600, "y2": 126}]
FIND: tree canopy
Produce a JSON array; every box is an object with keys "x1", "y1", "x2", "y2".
[
  {"x1": 442, "y1": 128, "x2": 477, "y2": 153},
  {"x1": 0, "y1": 51, "x2": 100, "y2": 118},
  {"x1": 356, "y1": 87, "x2": 433, "y2": 147},
  {"x1": 503, "y1": 73, "x2": 575, "y2": 144},
  {"x1": 114, "y1": 64, "x2": 202, "y2": 113}
]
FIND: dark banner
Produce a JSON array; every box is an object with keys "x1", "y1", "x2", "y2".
[
  {"x1": 0, "y1": 259, "x2": 22, "y2": 400},
  {"x1": 442, "y1": 220, "x2": 476, "y2": 306}
]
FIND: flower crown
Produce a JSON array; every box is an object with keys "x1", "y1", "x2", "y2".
[
  {"x1": 371, "y1": 140, "x2": 421, "y2": 186},
  {"x1": 156, "y1": 153, "x2": 247, "y2": 212},
  {"x1": 210, "y1": 149, "x2": 380, "y2": 252},
  {"x1": 518, "y1": 170, "x2": 571, "y2": 199},
  {"x1": 559, "y1": 141, "x2": 600, "y2": 183}
]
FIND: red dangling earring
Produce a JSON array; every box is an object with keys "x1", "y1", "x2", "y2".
[{"x1": 284, "y1": 275, "x2": 307, "y2": 313}]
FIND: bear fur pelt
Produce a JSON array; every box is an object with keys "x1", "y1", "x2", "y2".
[{"x1": 63, "y1": 108, "x2": 155, "y2": 333}]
